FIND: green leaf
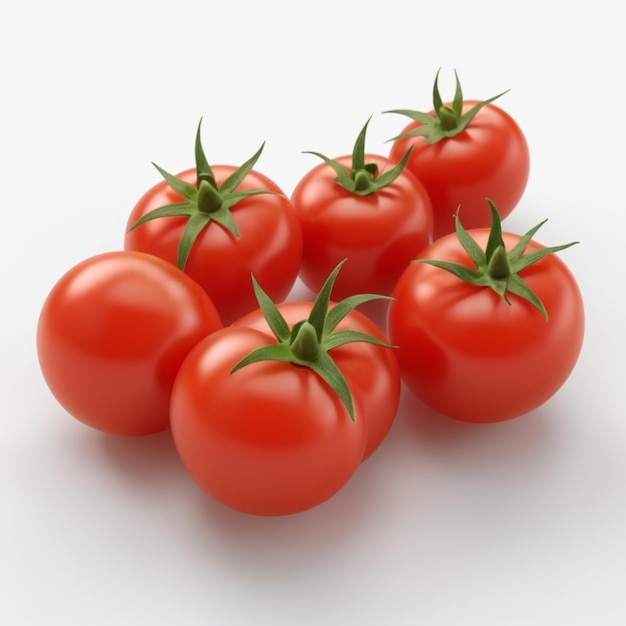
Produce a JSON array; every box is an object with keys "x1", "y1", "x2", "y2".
[
  {"x1": 230, "y1": 343, "x2": 294, "y2": 374},
  {"x1": 484, "y1": 199, "x2": 506, "y2": 263},
  {"x1": 416, "y1": 199, "x2": 579, "y2": 320},
  {"x1": 229, "y1": 260, "x2": 396, "y2": 423},
  {"x1": 250, "y1": 274, "x2": 291, "y2": 342},
  {"x1": 303, "y1": 150, "x2": 355, "y2": 191},
  {"x1": 126, "y1": 202, "x2": 194, "y2": 231},
  {"x1": 152, "y1": 162, "x2": 198, "y2": 201},
  {"x1": 325, "y1": 329, "x2": 392, "y2": 351},
  {"x1": 194, "y1": 118, "x2": 217, "y2": 188},
  {"x1": 454, "y1": 212, "x2": 487, "y2": 267},
  {"x1": 308, "y1": 351, "x2": 355, "y2": 421},
  {"x1": 219, "y1": 143, "x2": 266, "y2": 194},
  {"x1": 307, "y1": 260, "x2": 346, "y2": 340},
  {"x1": 351, "y1": 117, "x2": 371, "y2": 171},
  {"x1": 177, "y1": 212, "x2": 212, "y2": 269},
  {"x1": 385, "y1": 69, "x2": 510, "y2": 144},
  {"x1": 325, "y1": 293, "x2": 392, "y2": 334}
]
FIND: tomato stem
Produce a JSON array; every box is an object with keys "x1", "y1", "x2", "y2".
[
  {"x1": 197, "y1": 179, "x2": 223, "y2": 213},
  {"x1": 487, "y1": 245, "x2": 511, "y2": 279},
  {"x1": 290, "y1": 321, "x2": 321, "y2": 361},
  {"x1": 437, "y1": 105, "x2": 458, "y2": 131},
  {"x1": 353, "y1": 170, "x2": 373, "y2": 193}
]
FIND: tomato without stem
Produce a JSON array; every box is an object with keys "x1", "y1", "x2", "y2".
[
  {"x1": 291, "y1": 118, "x2": 432, "y2": 300},
  {"x1": 37, "y1": 251, "x2": 222, "y2": 435},
  {"x1": 387, "y1": 212, "x2": 584, "y2": 423},
  {"x1": 234, "y1": 301, "x2": 401, "y2": 461}
]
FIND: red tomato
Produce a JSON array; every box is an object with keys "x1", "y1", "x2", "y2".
[
  {"x1": 387, "y1": 229, "x2": 584, "y2": 423},
  {"x1": 170, "y1": 327, "x2": 368, "y2": 516},
  {"x1": 388, "y1": 100, "x2": 529, "y2": 240},
  {"x1": 292, "y1": 154, "x2": 433, "y2": 300},
  {"x1": 234, "y1": 301, "x2": 401, "y2": 461},
  {"x1": 37, "y1": 251, "x2": 222, "y2": 435},
  {"x1": 124, "y1": 165, "x2": 302, "y2": 325}
]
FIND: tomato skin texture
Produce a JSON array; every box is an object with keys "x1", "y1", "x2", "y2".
[
  {"x1": 124, "y1": 166, "x2": 303, "y2": 325},
  {"x1": 37, "y1": 251, "x2": 222, "y2": 436},
  {"x1": 388, "y1": 102, "x2": 530, "y2": 240},
  {"x1": 170, "y1": 327, "x2": 368, "y2": 516},
  {"x1": 234, "y1": 301, "x2": 401, "y2": 461},
  {"x1": 291, "y1": 154, "x2": 433, "y2": 299},
  {"x1": 387, "y1": 231, "x2": 584, "y2": 423}
]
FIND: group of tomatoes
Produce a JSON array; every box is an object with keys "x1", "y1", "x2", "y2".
[{"x1": 37, "y1": 70, "x2": 585, "y2": 516}]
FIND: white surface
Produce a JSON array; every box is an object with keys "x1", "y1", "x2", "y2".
[{"x1": 2, "y1": 1, "x2": 625, "y2": 624}]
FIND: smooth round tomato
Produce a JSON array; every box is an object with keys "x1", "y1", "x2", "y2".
[
  {"x1": 170, "y1": 326, "x2": 368, "y2": 516},
  {"x1": 388, "y1": 101, "x2": 529, "y2": 240},
  {"x1": 37, "y1": 251, "x2": 222, "y2": 435},
  {"x1": 124, "y1": 166, "x2": 302, "y2": 325},
  {"x1": 387, "y1": 230, "x2": 584, "y2": 423},
  {"x1": 291, "y1": 154, "x2": 433, "y2": 299},
  {"x1": 234, "y1": 301, "x2": 401, "y2": 461}
]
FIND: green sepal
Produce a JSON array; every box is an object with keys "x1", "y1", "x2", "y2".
[
  {"x1": 230, "y1": 259, "x2": 395, "y2": 421},
  {"x1": 303, "y1": 117, "x2": 412, "y2": 197},
  {"x1": 127, "y1": 118, "x2": 279, "y2": 270},
  {"x1": 415, "y1": 199, "x2": 579, "y2": 320},
  {"x1": 385, "y1": 69, "x2": 509, "y2": 144}
]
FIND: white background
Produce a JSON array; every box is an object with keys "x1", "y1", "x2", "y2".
[{"x1": 2, "y1": 1, "x2": 625, "y2": 624}]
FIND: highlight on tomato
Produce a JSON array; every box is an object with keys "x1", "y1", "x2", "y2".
[
  {"x1": 170, "y1": 261, "x2": 401, "y2": 516},
  {"x1": 386, "y1": 69, "x2": 530, "y2": 240},
  {"x1": 37, "y1": 251, "x2": 222, "y2": 436},
  {"x1": 290, "y1": 117, "x2": 433, "y2": 300},
  {"x1": 124, "y1": 119, "x2": 303, "y2": 325},
  {"x1": 387, "y1": 200, "x2": 584, "y2": 423}
]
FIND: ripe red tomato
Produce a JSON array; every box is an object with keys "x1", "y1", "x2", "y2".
[
  {"x1": 387, "y1": 210, "x2": 584, "y2": 423},
  {"x1": 234, "y1": 301, "x2": 401, "y2": 461},
  {"x1": 37, "y1": 251, "x2": 222, "y2": 435},
  {"x1": 291, "y1": 120, "x2": 433, "y2": 300},
  {"x1": 124, "y1": 123, "x2": 302, "y2": 325},
  {"x1": 170, "y1": 327, "x2": 368, "y2": 516},
  {"x1": 170, "y1": 262, "x2": 401, "y2": 515},
  {"x1": 387, "y1": 72, "x2": 529, "y2": 239}
]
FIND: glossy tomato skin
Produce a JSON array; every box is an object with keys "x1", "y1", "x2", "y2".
[
  {"x1": 388, "y1": 102, "x2": 529, "y2": 240},
  {"x1": 234, "y1": 301, "x2": 401, "y2": 461},
  {"x1": 124, "y1": 166, "x2": 303, "y2": 325},
  {"x1": 291, "y1": 154, "x2": 433, "y2": 299},
  {"x1": 37, "y1": 251, "x2": 222, "y2": 436},
  {"x1": 387, "y1": 231, "x2": 584, "y2": 423},
  {"x1": 170, "y1": 327, "x2": 368, "y2": 516}
]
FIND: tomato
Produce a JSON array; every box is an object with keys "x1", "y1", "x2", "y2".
[
  {"x1": 37, "y1": 251, "x2": 222, "y2": 436},
  {"x1": 170, "y1": 327, "x2": 367, "y2": 516},
  {"x1": 124, "y1": 121, "x2": 302, "y2": 325},
  {"x1": 387, "y1": 204, "x2": 584, "y2": 423},
  {"x1": 291, "y1": 118, "x2": 433, "y2": 300},
  {"x1": 234, "y1": 301, "x2": 401, "y2": 461},
  {"x1": 387, "y1": 70, "x2": 529, "y2": 240},
  {"x1": 170, "y1": 261, "x2": 400, "y2": 515}
]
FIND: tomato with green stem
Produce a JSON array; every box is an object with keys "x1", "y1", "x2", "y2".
[
  {"x1": 387, "y1": 200, "x2": 584, "y2": 423},
  {"x1": 386, "y1": 69, "x2": 529, "y2": 240},
  {"x1": 124, "y1": 119, "x2": 302, "y2": 325},
  {"x1": 291, "y1": 117, "x2": 433, "y2": 300},
  {"x1": 37, "y1": 251, "x2": 222, "y2": 436},
  {"x1": 170, "y1": 261, "x2": 399, "y2": 516}
]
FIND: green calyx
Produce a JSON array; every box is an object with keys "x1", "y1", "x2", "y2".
[
  {"x1": 385, "y1": 68, "x2": 509, "y2": 144},
  {"x1": 416, "y1": 199, "x2": 579, "y2": 320},
  {"x1": 230, "y1": 260, "x2": 394, "y2": 421},
  {"x1": 127, "y1": 119, "x2": 277, "y2": 269},
  {"x1": 304, "y1": 117, "x2": 412, "y2": 197}
]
